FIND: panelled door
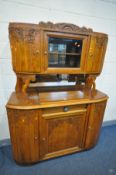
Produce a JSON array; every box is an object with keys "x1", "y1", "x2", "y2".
[
  {"x1": 39, "y1": 106, "x2": 87, "y2": 160},
  {"x1": 9, "y1": 25, "x2": 41, "y2": 73},
  {"x1": 7, "y1": 109, "x2": 40, "y2": 164},
  {"x1": 85, "y1": 35, "x2": 108, "y2": 73}
]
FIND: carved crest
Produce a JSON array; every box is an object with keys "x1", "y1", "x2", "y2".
[{"x1": 38, "y1": 21, "x2": 93, "y2": 34}]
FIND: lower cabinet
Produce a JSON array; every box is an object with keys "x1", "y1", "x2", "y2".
[
  {"x1": 7, "y1": 109, "x2": 40, "y2": 164},
  {"x1": 7, "y1": 100, "x2": 107, "y2": 164}
]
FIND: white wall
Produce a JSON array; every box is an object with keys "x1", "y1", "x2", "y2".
[{"x1": 0, "y1": 0, "x2": 116, "y2": 140}]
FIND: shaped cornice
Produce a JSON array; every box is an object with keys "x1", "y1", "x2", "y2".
[{"x1": 9, "y1": 21, "x2": 94, "y2": 43}]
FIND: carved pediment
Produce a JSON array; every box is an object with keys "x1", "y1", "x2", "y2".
[{"x1": 38, "y1": 21, "x2": 93, "y2": 34}]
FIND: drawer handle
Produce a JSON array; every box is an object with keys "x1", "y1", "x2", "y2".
[{"x1": 63, "y1": 106, "x2": 69, "y2": 112}]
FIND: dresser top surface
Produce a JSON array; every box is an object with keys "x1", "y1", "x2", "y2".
[{"x1": 6, "y1": 88, "x2": 108, "y2": 109}]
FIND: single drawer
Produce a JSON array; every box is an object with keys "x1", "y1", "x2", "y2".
[{"x1": 43, "y1": 104, "x2": 87, "y2": 119}]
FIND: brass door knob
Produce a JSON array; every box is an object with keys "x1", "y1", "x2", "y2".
[
  {"x1": 42, "y1": 138, "x2": 46, "y2": 141},
  {"x1": 34, "y1": 136, "x2": 38, "y2": 140},
  {"x1": 44, "y1": 51, "x2": 47, "y2": 55},
  {"x1": 33, "y1": 50, "x2": 40, "y2": 55}
]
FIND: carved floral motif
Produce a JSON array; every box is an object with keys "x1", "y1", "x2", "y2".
[
  {"x1": 9, "y1": 27, "x2": 24, "y2": 41},
  {"x1": 25, "y1": 29, "x2": 38, "y2": 43},
  {"x1": 96, "y1": 36, "x2": 108, "y2": 48},
  {"x1": 9, "y1": 27, "x2": 38, "y2": 43}
]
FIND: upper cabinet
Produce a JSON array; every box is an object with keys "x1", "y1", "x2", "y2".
[
  {"x1": 9, "y1": 22, "x2": 108, "y2": 75},
  {"x1": 9, "y1": 23, "x2": 41, "y2": 73}
]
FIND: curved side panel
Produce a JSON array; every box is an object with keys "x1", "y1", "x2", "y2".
[
  {"x1": 85, "y1": 100, "x2": 107, "y2": 149},
  {"x1": 7, "y1": 109, "x2": 40, "y2": 164}
]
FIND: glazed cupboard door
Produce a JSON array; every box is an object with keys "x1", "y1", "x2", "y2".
[
  {"x1": 43, "y1": 32, "x2": 89, "y2": 74},
  {"x1": 7, "y1": 109, "x2": 40, "y2": 164},
  {"x1": 9, "y1": 24, "x2": 41, "y2": 73},
  {"x1": 39, "y1": 108, "x2": 87, "y2": 160},
  {"x1": 85, "y1": 35, "x2": 108, "y2": 73}
]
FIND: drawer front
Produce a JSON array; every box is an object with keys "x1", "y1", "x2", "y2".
[{"x1": 43, "y1": 104, "x2": 87, "y2": 117}]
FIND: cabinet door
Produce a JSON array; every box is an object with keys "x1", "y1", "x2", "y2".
[
  {"x1": 85, "y1": 100, "x2": 107, "y2": 149},
  {"x1": 85, "y1": 35, "x2": 108, "y2": 73},
  {"x1": 9, "y1": 26, "x2": 41, "y2": 73},
  {"x1": 39, "y1": 108, "x2": 87, "y2": 160},
  {"x1": 7, "y1": 109, "x2": 40, "y2": 164},
  {"x1": 43, "y1": 32, "x2": 89, "y2": 74}
]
